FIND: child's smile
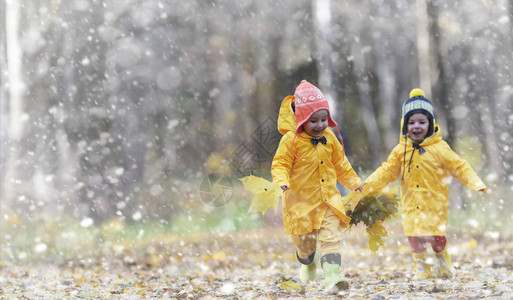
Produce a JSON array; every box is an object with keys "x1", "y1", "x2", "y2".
[
  {"x1": 303, "y1": 109, "x2": 329, "y2": 137},
  {"x1": 407, "y1": 113, "x2": 429, "y2": 142}
]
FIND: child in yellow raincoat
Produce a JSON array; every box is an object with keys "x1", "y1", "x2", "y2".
[
  {"x1": 363, "y1": 88, "x2": 487, "y2": 279},
  {"x1": 271, "y1": 80, "x2": 362, "y2": 294}
]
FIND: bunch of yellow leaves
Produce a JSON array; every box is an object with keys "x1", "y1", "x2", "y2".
[
  {"x1": 239, "y1": 175, "x2": 283, "y2": 214},
  {"x1": 344, "y1": 186, "x2": 400, "y2": 252}
]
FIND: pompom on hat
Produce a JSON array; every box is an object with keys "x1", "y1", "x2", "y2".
[
  {"x1": 289, "y1": 80, "x2": 344, "y2": 160},
  {"x1": 401, "y1": 88, "x2": 435, "y2": 136}
]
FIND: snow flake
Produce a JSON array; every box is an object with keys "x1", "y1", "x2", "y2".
[
  {"x1": 221, "y1": 282, "x2": 235, "y2": 295},
  {"x1": 35, "y1": 243, "x2": 47, "y2": 253},
  {"x1": 132, "y1": 212, "x2": 142, "y2": 221},
  {"x1": 150, "y1": 184, "x2": 163, "y2": 196},
  {"x1": 80, "y1": 218, "x2": 94, "y2": 228}
]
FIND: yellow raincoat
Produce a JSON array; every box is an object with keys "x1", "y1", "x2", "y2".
[
  {"x1": 271, "y1": 96, "x2": 361, "y2": 235},
  {"x1": 364, "y1": 124, "x2": 487, "y2": 236}
]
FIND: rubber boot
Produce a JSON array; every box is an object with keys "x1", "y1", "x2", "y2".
[
  {"x1": 412, "y1": 252, "x2": 431, "y2": 280},
  {"x1": 321, "y1": 254, "x2": 349, "y2": 295},
  {"x1": 435, "y1": 248, "x2": 452, "y2": 278},
  {"x1": 297, "y1": 251, "x2": 317, "y2": 284}
]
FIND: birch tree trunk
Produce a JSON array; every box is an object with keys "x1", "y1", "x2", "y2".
[
  {"x1": 3, "y1": 0, "x2": 24, "y2": 212},
  {"x1": 0, "y1": 2, "x2": 7, "y2": 208},
  {"x1": 313, "y1": 0, "x2": 340, "y2": 123}
]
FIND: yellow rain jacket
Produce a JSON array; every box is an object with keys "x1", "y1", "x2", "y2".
[
  {"x1": 271, "y1": 96, "x2": 361, "y2": 235},
  {"x1": 364, "y1": 124, "x2": 487, "y2": 236}
]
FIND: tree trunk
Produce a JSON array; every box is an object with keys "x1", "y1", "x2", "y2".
[
  {"x1": 313, "y1": 0, "x2": 340, "y2": 123},
  {"x1": 3, "y1": 0, "x2": 23, "y2": 212},
  {"x1": 427, "y1": 0, "x2": 454, "y2": 146},
  {"x1": 510, "y1": 0, "x2": 513, "y2": 34},
  {"x1": 351, "y1": 41, "x2": 381, "y2": 165},
  {"x1": 415, "y1": 0, "x2": 432, "y2": 96},
  {"x1": 0, "y1": 1, "x2": 7, "y2": 209}
]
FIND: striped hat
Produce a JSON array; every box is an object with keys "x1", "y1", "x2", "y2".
[{"x1": 401, "y1": 88, "x2": 434, "y2": 136}]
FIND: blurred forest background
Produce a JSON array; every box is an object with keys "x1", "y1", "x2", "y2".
[{"x1": 0, "y1": 0, "x2": 512, "y2": 261}]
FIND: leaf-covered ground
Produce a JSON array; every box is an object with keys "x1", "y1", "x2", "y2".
[{"x1": 1, "y1": 223, "x2": 512, "y2": 299}]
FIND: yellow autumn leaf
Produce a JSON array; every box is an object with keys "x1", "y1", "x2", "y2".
[
  {"x1": 149, "y1": 254, "x2": 159, "y2": 266},
  {"x1": 8, "y1": 213, "x2": 20, "y2": 225},
  {"x1": 212, "y1": 251, "x2": 227, "y2": 260},
  {"x1": 368, "y1": 233, "x2": 384, "y2": 252},
  {"x1": 366, "y1": 221, "x2": 387, "y2": 252},
  {"x1": 367, "y1": 221, "x2": 388, "y2": 237},
  {"x1": 342, "y1": 189, "x2": 366, "y2": 212},
  {"x1": 280, "y1": 280, "x2": 302, "y2": 291},
  {"x1": 239, "y1": 175, "x2": 282, "y2": 214},
  {"x1": 469, "y1": 238, "x2": 477, "y2": 249}
]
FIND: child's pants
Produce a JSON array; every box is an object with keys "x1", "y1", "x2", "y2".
[
  {"x1": 291, "y1": 208, "x2": 343, "y2": 259},
  {"x1": 408, "y1": 236, "x2": 446, "y2": 253}
]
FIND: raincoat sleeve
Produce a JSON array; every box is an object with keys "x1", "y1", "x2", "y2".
[
  {"x1": 271, "y1": 133, "x2": 294, "y2": 187},
  {"x1": 364, "y1": 145, "x2": 402, "y2": 192},
  {"x1": 332, "y1": 136, "x2": 361, "y2": 190},
  {"x1": 438, "y1": 141, "x2": 487, "y2": 192}
]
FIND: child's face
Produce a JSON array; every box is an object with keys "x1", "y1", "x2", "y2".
[
  {"x1": 303, "y1": 109, "x2": 329, "y2": 137},
  {"x1": 407, "y1": 113, "x2": 429, "y2": 142}
]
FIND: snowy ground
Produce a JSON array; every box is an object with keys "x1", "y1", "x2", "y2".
[{"x1": 1, "y1": 224, "x2": 512, "y2": 299}]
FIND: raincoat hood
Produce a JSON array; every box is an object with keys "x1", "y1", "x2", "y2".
[{"x1": 277, "y1": 95, "x2": 297, "y2": 135}]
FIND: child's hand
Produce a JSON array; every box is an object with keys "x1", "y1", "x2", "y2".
[
  {"x1": 281, "y1": 185, "x2": 289, "y2": 191},
  {"x1": 355, "y1": 185, "x2": 363, "y2": 192}
]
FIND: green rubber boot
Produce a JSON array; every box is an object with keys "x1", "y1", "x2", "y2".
[
  {"x1": 321, "y1": 254, "x2": 349, "y2": 295},
  {"x1": 297, "y1": 251, "x2": 317, "y2": 284}
]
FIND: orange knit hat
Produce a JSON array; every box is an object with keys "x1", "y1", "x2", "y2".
[{"x1": 293, "y1": 80, "x2": 338, "y2": 134}]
